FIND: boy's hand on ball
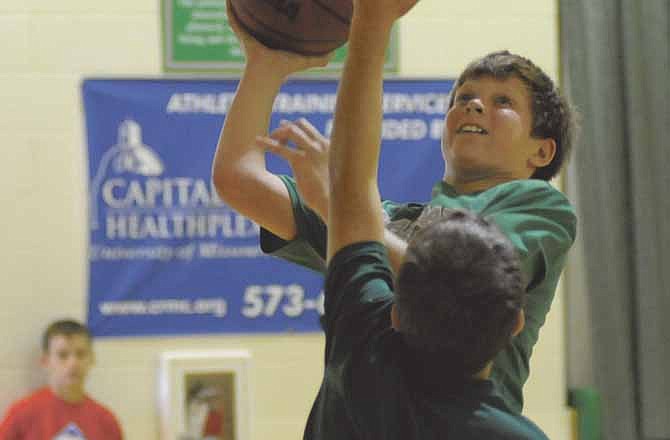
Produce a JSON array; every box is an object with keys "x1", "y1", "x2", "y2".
[{"x1": 226, "y1": 0, "x2": 332, "y2": 76}]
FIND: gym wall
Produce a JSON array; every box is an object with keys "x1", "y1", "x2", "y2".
[{"x1": 0, "y1": 1, "x2": 569, "y2": 438}]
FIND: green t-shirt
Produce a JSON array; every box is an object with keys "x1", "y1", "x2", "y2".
[
  {"x1": 305, "y1": 241, "x2": 549, "y2": 440},
  {"x1": 261, "y1": 176, "x2": 577, "y2": 413}
]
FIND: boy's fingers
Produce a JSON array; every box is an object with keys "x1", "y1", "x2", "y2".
[
  {"x1": 255, "y1": 136, "x2": 306, "y2": 160},
  {"x1": 295, "y1": 118, "x2": 327, "y2": 143},
  {"x1": 268, "y1": 124, "x2": 290, "y2": 140},
  {"x1": 269, "y1": 123, "x2": 318, "y2": 153}
]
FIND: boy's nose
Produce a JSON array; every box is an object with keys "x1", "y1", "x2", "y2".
[{"x1": 466, "y1": 99, "x2": 484, "y2": 114}]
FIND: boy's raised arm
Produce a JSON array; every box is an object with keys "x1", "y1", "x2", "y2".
[
  {"x1": 212, "y1": 0, "x2": 330, "y2": 241},
  {"x1": 327, "y1": 0, "x2": 419, "y2": 262}
]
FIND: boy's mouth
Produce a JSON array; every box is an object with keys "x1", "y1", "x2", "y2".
[{"x1": 457, "y1": 124, "x2": 488, "y2": 135}]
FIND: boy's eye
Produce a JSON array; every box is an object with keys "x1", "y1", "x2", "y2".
[
  {"x1": 455, "y1": 94, "x2": 475, "y2": 106},
  {"x1": 495, "y1": 95, "x2": 512, "y2": 106}
]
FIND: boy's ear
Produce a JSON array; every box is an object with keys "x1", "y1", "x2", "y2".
[
  {"x1": 40, "y1": 352, "x2": 49, "y2": 368},
  {"x1": 528, "y1": 138, "x2": 556, "y2": 169}
]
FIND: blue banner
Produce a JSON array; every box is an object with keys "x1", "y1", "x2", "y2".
[{"x1": 83, "y1": 78, "x2": 453, "y2": 337}]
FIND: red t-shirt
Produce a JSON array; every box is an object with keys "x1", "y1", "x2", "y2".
[{"x1": 0, "y1": 388, "x2": 123, "y2": 440}]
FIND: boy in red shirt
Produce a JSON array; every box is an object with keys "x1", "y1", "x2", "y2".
[{"x1": 0, "y1": 319, "x2": 123, "y2": 440}]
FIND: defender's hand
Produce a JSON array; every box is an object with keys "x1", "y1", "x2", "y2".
[{"x1": 255, "y1": 119, "x2": 330, "y2": 220}]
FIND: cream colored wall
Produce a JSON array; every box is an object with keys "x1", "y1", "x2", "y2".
[{"x1": 0, "y1": 1, "x2": 569, "y2": 439}]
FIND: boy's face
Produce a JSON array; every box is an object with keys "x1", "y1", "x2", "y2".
[
  {"x1": 443, "y1": 75, "x2": 545, "y2": 181},
  {"x1": 42, "y1": 334, "x2": 94, "y2": 391}
]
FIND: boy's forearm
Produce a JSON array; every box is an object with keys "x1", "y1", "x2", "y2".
[
  {"x1": 213, "y1": 65, "x2": 284, "y2": 183},
  {"x1": 327, "y1": 16, "x2": 394, "y2": 262},
  {"x1": 384, "y1": 228, "x2": 408, "y2": 273}
]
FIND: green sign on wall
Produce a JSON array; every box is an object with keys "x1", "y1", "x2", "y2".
[{"x1": 162, "y1": 0, "x2": 397, "y2": 72}]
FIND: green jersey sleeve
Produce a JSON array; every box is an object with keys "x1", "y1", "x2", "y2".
[
  {"x1": 322, "y1": 241, "x2": 394, "y2": 360},
  {"x1": 260, "y1": 176, "x2": 403, "y2": 273},
  {"x1": 259, "y1": 175, "x2": 328, "y2": 272},
  {"x1": 480, "y1": 180, "x2": 577, "y2": 291}
]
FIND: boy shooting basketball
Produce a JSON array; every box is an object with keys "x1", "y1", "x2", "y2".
[
  {"x1": 295, "y1": 1, "x2": 550, "y2": 434},
  {"x1": 213, "y1": 0, "x2": 577, "y2": 415}
]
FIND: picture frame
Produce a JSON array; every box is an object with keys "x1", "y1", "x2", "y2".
[{"x1": 158, "y1": 350, "x2": 252, "y2": 440}]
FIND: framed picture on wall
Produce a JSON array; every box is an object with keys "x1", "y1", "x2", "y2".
[{"x1": 158, "y1": 350, "x2": 252, "y2": 440}]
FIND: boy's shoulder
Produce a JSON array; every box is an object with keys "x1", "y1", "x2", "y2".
[
  {"x1": 13, "y1": 387, "x2": 52, "y2": 406},
  {"x1": 490, "y1": 178, "x2": 568, "y2": 200},
  {"x1": 484, "y1": 178, "x2": 575, "y2": 215},
  {"x1": 3, "y1": 387, "x2": 52, "y2": 419},
  {"x1": 5, "y1": 388, "x2": 114, "y2": 416},
  {"x1": 479, "y1": 406, "x2": 549, "y2": 440},
  {"x1": 464, "y1": 391, "x2": 549, "y2": 440},
  {"x1": 83, "y1": 394, "x2": 118, "y2": 418}
]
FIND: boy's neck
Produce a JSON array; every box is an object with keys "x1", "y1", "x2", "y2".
[
  {"x1": 444, "y1": 171, "x2": 530, "y2": 194},
  {"x1": 50, "y1": 383, "x2": 86, "y2": 404}
]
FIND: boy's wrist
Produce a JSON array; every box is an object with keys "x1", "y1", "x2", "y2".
[
  {"x1": 242, "y1": 60, "x2": 289, "y2": 88},
  {"x1": 352, "y1": 15, "x2": 395, "y2": 32},
  {"x1": 352, "y1": 5, "x2": 398, "y2": 33},
  {"x1": 348, "y1": 16, "x2": 393, "y2": 58}
]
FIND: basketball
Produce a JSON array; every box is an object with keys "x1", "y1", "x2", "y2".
[{"x1": 228, "y1": 0, "x2": 353, "y2": 56}]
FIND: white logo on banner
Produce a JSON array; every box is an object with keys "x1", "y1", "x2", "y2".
[
  {"x1": 88, "y1": 119, "x2": 261, "y2": 262},
  {"x1": 90, "y1": 119, "x2": 164, "y2": 230}
]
